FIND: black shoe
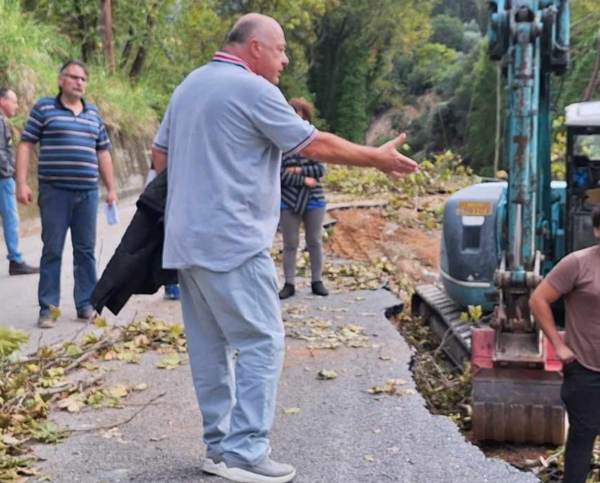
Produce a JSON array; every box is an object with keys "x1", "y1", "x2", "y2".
[
  {"x1": 76, "y1": 307, "x2": 95, "y2": 321},
  {"x1": 279, "y1": 283, "x2": 295, "y2": 300},
  {"x1": 9, "y1": 261, "x2": 40, "y2": 276},
  {"x1": 311, "y1": 281, "x2": 329, "y2": 296}
]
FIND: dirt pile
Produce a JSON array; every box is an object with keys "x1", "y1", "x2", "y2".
[{"x1": 326, "y1": 207, "x2": 440, "y2": 280}]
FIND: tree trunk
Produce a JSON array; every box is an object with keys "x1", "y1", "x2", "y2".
[
  {"x1": 129, "y1": 12, "x2": 155, "y2": 81},
  {"x1": 74, "y1": 0, "x2": 94, "y2": 62},
  {"x1": 130, "y1": 46, "x2": 148, "y2": 81},
  {"x1": 120, "y1": 28, "x2": 134, "y2": 69},
  {"x1": 493, "y1": 64, "x2": 502, "y2": 175},
  {"x1": 100, "y1": 0, "x2": 116, "y2": 74},
  {"x1": 583, "y1": 29, "x2": 600, "y2": 102}
]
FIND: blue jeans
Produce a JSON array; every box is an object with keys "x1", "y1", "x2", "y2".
[
  {"x1": 0, "y1": 177, "x2": 23, "y2": 263},
  {"x1": 178, "y1": 250, "x2": 284, "y2": 466},
  {"x1": 38, "y1": 184, "x2": 98, "y2": 315}
]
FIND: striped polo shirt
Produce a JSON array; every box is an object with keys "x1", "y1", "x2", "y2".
[{"x1": 21, "y1": 95, "x2": 112, "y2": 190}]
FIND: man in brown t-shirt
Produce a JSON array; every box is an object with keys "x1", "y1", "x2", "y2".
[{"x1": 530, "y1": 207, "x2": 600, "y2": 483}]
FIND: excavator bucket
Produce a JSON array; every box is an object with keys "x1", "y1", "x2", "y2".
[{"x1": 472, "y1": 367, "x2": 567, "y2": 445}]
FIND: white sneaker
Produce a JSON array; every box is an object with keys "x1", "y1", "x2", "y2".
[
  {"x1": 202, "y1": 455, "x2": 225, "y2": 474},
  {"x1": 202, "y1": 454, "x2": 296, "y2": 483}
]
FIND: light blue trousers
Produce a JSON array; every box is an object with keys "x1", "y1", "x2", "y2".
[
  {"x1": 0, "y1": 177, "x2": 23, "y2": 263},
  {"x1": 178, "y1": 250, "x2": 284, "y2": 466}
]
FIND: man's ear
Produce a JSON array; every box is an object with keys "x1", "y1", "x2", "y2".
[{"x1": 248, "y1": 38, "x2": 261, "y2": 58}]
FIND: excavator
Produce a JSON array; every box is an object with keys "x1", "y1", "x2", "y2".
[{"x1": 412, "y1": 0, "x2": 600, "y2": 445}]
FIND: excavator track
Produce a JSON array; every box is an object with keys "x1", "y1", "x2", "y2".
[{"x1": 411, "y1": 284, "x2": 472, "y2": 369}]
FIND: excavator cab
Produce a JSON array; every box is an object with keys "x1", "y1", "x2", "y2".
[{"x1": 565, "y1": 102, "x2": 600, "y2": 253}]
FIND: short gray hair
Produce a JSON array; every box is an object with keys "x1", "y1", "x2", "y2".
[
  {"x1": 59, "y1": 59, "x2": 89, "y2": 78},
  {"x1": 226, "y1": 18, "x2": 260, "y2": 45}
]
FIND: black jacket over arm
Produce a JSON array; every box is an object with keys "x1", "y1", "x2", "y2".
[{"x1": 91, "y1": 170, "x2": 177, "y2": 315}]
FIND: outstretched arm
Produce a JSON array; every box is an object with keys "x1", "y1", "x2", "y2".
[{"x1": 301, "y1": 132, "x2": 417, "y2": 178}]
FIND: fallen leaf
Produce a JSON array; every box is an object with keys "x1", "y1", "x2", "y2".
[
  {"x1": 317, "y1": 370, "x2": 338, "y2": 380},
  {"x1": 57, "y1": 394, "x2": 86, "y2": 413},
  {"x1": 156, "y1": 354, "x2": 183, "y2": 370},
  {"x1": 107, "y1": 385, "x2": 130, "y2": 398},
  {"x1": 2, "y1": 434, "x2": 21, "y2": 446},
  {"x1": 364, "y1": 455, "x2": 376, "y2": 462},
  {"x1": 101, "y1": 427, "x2": 122, "y2": 439},
  {"x1": 81, "y1": 362, "x2": 99, "y2": 371},
  {"x1": 283, "y1": 408, "x2": 300, "y2": 414},
  {"x1": 150, "y1": 435, "x2": 169, "y2": 442}
]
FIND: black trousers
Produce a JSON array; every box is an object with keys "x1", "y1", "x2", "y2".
[{"x1": 561, "y1": 361, "x2": 600, "y2": 483}]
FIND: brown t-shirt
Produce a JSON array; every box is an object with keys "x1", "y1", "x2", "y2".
[{"x1": 545, "y1": 245, "x2": 600, "y2": 371}]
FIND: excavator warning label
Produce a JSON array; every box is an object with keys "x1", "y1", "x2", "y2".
[{"x1": 457, "y1": 201, "x2": 492, "y2": 216}]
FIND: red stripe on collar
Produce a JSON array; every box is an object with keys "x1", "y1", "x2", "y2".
[{"x1": 212, "y1": 52, "x2": 255, "y2": 73}]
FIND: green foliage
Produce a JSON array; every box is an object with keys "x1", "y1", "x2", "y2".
[
  {"x1": 0, "y1": 1, "x2": 157, "y2": 136},
  {"x1": 325, "y1": 150, "x2": 476, "y2": 206},
  {"x1": 551, "y1": 116, "x2": 567, "y2": 181},
  {"x1": 30, "y1": 421, "x2": 66, "y2": 444},
  {"x1": 0, "y1": 327, "x2": 28, "y2": 360},
  {"x1": 336, "y1": 43, "x2": 369, "y2": 142},
  {"x1": 309, "y1": 0, "x2": 435, "y2": 136},
  {"x1": 460, "y1": 305, "x2": 483, "y2": 323},
  {"x1": 466, "y1": 41, "x2": 501, "y2": 175},
  {"x1": 432, "y1": 0, "x2": 481, "y2": 26},
  {"x1": 408, "y1": 43, "x2": 458, "y2": 95},
  {"x1": 561, "y1": 28, "x2": 600, "y2": 105},
  {"x1": 32, "y1": 0, "x2": 101, "y2": 63},
  {"x1": 430, "y1": 14, "x2": 465, "y2": 52},
  {"x1": 0, "y1": 1, "x2": 73, "y2": 97}
]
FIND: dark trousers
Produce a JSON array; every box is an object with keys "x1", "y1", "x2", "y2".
[{"x1": 561, "y1": 361, "x2": 600, "y2": 483}]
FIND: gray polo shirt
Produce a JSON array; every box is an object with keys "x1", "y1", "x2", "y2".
[{"x1": 154, "y1": 52, "x2": 317, "y2": 272}]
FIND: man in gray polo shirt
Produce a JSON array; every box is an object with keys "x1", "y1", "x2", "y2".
[{"x1": 152, "y1": 13, "x2": 417, "y2": 483}]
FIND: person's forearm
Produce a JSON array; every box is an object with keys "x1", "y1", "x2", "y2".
[
  {"x1": 530, "y1": 297, "x2": 564, "y2": 348},
  {"x1": 301, "y1": 132, "x2": 379, "y2": 168},
  {"x1": 98, "y1": 151, "x2": 116, "y2": 192},
  {"x1": 152, "y1": 147, "x2": 168, "y2": 174},
  {"x1": 15, "y1": 142, "x2": 33, "y2": 185}
]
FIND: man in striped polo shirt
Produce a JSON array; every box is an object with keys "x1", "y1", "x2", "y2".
[{"x1": 15, "y1": 59, "x2": 117, "y2": 329}]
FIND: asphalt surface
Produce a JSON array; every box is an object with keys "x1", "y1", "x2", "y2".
[{"x1": 0, "y1": 201, "x2": 539, "y2": 483}]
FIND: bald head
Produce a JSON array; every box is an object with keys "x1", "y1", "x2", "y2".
[
  {"x1": 226, "y1": 13, "x2": 282, "y2": 46},
  {"x1": 223, "y1": 13, "x2": 289, "y2": 85}
]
